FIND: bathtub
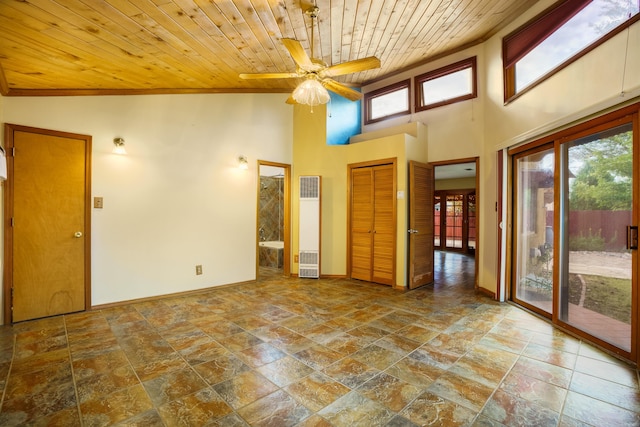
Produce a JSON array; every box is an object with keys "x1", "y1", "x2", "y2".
[
  {"x1": 259, "y1": 241, "x2": 284, "y2": 268},
  {"x1": 259, "y1": 241, "x2": 284, "y2": 249}
]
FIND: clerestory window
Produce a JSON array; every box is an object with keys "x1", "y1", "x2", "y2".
[{"x1": 503, "y1": 0, "x2": 640, "y2": 103}]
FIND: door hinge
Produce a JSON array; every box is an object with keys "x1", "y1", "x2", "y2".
[
  {"x1": 11, "y1": 147, "x2": 15, "y2": 157},
  {"x1": 10, "y1": 217, "x2": 14, "y2": 227}
]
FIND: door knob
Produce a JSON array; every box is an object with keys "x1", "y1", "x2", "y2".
[
  {"x1": 408, "y1": 229, "x2": 419, "y2": 234},
  {"x1": 74, "y1": 231, "x2": 83, "y2": 238}
]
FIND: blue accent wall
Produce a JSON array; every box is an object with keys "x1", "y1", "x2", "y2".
[{"x1": 326, "y1": 90, "x2": 361, "y2": 145}]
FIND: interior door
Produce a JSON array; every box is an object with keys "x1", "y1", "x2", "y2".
[
  {"x1": 372, "y1": 165, "x2": 395, "y2": 285},
  {"x1": 351, "y1": 168, "x2": 373, "y2": 281},
  {"x1": 4, "y1": 124, "x2": 91, "y2": 323},
  {"x1": 408, "y1": 161, "x2": 434, "y2": 289}
]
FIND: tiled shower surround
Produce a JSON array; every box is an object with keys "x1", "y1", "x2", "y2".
[{"x1": 258, "y1": 175, "x2": 284, "y2": 268}]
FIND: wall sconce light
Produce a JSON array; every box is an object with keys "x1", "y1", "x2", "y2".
[
  {"x1": 238, "y1": 155, "x2": 249, "y2": 170},
  {"x1": 112, "y1": 137, "x2": 127, "y2": 155}
]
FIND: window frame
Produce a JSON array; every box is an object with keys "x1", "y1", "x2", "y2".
[
  {"x1": 503, "y1": 0, "x2": 640, "y2": 104},
  {"x1": 363, "y1": 79, "x2": 411, "y2": 125},
  {"x1": 414, "y1": 57, "x2": 477, "y2": 112}
]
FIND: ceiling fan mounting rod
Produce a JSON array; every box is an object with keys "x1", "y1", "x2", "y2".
[
  {"x1": 306, "y1": 6, "x2": 319, "y2": 60},
  {"x1": 305, "y1": 6, "x2": 319, "y2": 18}
]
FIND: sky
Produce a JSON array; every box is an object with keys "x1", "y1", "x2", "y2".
[{"x1": 516, "y1": 0, "x2": 639, "y2": 91}]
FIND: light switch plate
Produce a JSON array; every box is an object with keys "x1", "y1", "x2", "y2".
[{"x1": 94, "y1": 197, "x2": 103, "y2": 208}]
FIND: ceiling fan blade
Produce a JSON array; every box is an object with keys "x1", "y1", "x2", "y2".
[
  {"x1": 285, "y1": 95, "x2": 297, "y2": 105},
  {"x1": 324, "y1": 56, "x2": 381, "y2": 77},
  {"x1": 239, "y1": 72, "x2": 299, "y2": 79},
  {"x1": 323, "y1": 79, "x2": 363, "y2": 101},
  {"x1": 281, "y1": 38, "x2": 314, "y2": 69}
]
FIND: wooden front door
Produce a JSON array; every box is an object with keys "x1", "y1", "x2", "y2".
[
  {"x1": 4, "y1": 124, "x2": 91, "y2": 323},
  {"x1": 408, "y1": 161, "x2": 434, "y2": 289}
]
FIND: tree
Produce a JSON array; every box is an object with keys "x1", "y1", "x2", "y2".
[{"x1": 568, "y1": 130, "x2": 632, "y2": 211}]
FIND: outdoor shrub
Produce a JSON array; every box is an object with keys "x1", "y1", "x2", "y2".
[{"x1": 569, "y1": 228, "x2": 605, "y2": 251}]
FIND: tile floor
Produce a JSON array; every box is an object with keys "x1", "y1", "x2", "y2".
[{"x1": 0, "y1": 252, "x2": 639, "y2": 426}]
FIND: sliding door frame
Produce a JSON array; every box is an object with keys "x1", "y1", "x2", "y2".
[{"x1": 508, "y1": 102, "x2": 640, "y2": 362}]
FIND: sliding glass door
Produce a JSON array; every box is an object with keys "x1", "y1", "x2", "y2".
[
  {"x1": 513, "y1": 146, "x2": 554, "y2": 315},
  {"x1": 512, "y1": 107, "x2": 638, "y2": 360},
  {"x1": 560, "y1": 122, "x2": 633, "y2": 352}
]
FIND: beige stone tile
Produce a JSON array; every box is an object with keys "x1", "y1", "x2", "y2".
[
  {"x1": 80, "y1": 384, "x2": 154, "y2": 426},
  {"x1": 193, "y1": 353, "x2": 251, "y2": 386},
  {"x1": 237, "y1": 389, "x2": 312, "y2": 426},
  {"x1": 322, "y1": 357, "x2": 379, "y2": 389},
  {"x1": 212, "y1": 370, "x2": 278, "y2": 409},
  {"x1": 358, "y1": 372, "x2": 422, "y2": 412},
  {"x1": 427, "y1": 371, "x2": 494, "y2": 412},
  {"x1": 385, "y1": 357, "x2": 445, "y2": 388},
  {"x1": 257, "y1": 355, "x2": 314, "y2": 387},
  {"x1": 285, "y1": 372, "x2": 350, "y2": 411},
  {"x1": 294, "y1": 344, "x2": 343, "y2": 370},
  {"x1": 401, "y1": 391, "x2": 477, "y2": 427},
  {"x1": 351, "y1": 344, "x2": 405, "y2": 370},
  {"x1": 142, "y1": 367, "x2": 208, "y2": 406},
  {"x1": 318, "y1": 391, "x2": 395, "y2": 426},
  {"x1": 157, "y1": 388, "x2": 232, "y2": 426}
]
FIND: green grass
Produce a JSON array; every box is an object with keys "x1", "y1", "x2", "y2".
[{"x1": 568, "y1": 274, "x2": 631, "y2": 324}]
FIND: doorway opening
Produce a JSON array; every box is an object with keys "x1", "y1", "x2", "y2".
[
  {"x1": 257, "y1": 161, "x2": 291, "y2": 280},
  {"x1": 432, "y1": 158, "x2": 479, "y2": 289}
]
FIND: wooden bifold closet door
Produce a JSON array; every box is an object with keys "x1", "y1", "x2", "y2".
[{"x1": 350, "y1": 163, "x2": 396, "y2": 286}]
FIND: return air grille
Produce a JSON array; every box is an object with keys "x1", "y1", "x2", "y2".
[
  {"x1": 300, "y1": 176, "x2": 319, "y2": 199},
  {"x1": 299, "y1": 250, "x2": 319, "y2": 266}
]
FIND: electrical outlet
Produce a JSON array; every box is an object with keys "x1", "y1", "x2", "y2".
[
  {"x1": 94, "y1": 197, "x2": 103, "y2": 209},
  {"x1": 195, "y1": 265, "x2": 203, "y2": 275},
  {"x1": 294, "y1": 254, "x2": 299, "y2": 263}
]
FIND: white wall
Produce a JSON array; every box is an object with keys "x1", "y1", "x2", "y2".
[{"x1": 1, "y1": 93, "x2": 293, "y2": 308}]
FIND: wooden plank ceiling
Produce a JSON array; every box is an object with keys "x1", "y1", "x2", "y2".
[{"x1": 0, "y1": 0, "x2": 537, "y2": 96}]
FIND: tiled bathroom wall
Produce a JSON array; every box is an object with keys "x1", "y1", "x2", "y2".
[{"x1": 259, "y1": 176, "x2": 284, "y2": 268}]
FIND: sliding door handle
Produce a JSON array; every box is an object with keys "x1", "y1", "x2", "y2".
[{"x1": 627, "y1": 225, "x2": 638, "y2": 250}]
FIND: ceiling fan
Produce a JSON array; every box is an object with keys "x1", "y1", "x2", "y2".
[{"x1": 239, "y1": 5, "x2": 381, "y2": 106}]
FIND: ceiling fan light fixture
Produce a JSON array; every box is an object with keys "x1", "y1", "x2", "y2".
[{"x1": 292, "y1": 77, "x2": 330, "y2": 106}]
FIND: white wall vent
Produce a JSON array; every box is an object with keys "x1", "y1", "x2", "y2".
[{"x1": 299, "y1": 176, "x2": 321, "y2": 278}]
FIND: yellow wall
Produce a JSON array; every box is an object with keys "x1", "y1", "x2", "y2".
[
  {"x1": 292, "y1": 105, "x2": 427, "y2": 288},
  {"x1": 435, "y1": 177, "x2": 476, "y2": 191}
]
